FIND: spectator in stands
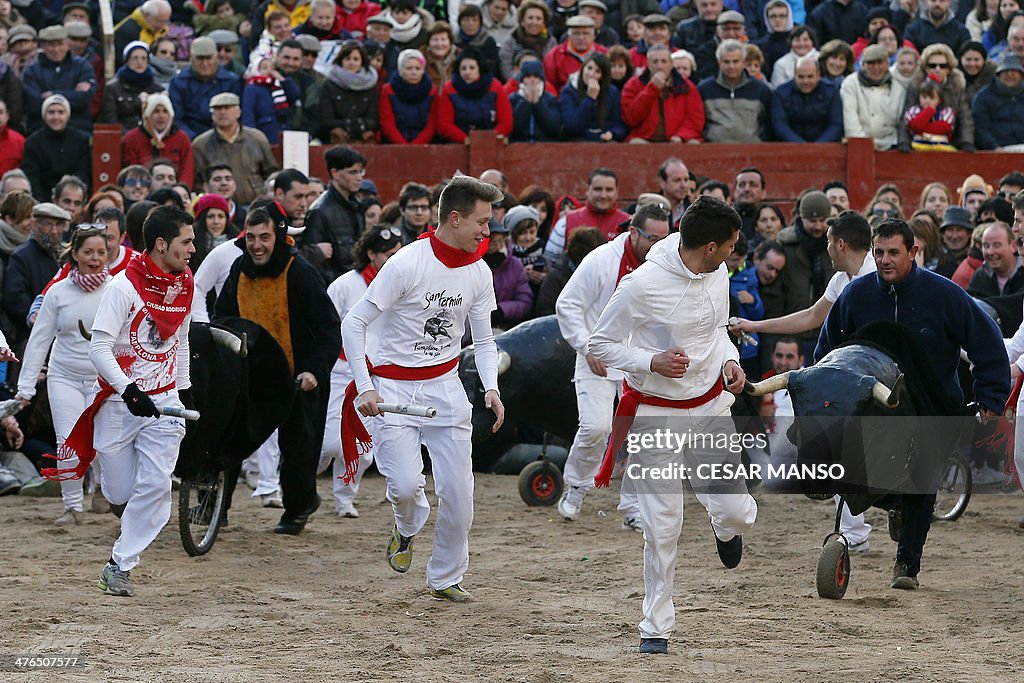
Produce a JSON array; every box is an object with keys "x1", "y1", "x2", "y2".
[
  {"x1": 751, "y1": 239, "x2": 788, "y2": 320},
  {"x1": 518, "y1": 184, "x2": 556, "y2": 239},
  {"x1": 897, "y1": 43, "x2": 975, "y2": 151},
  {"x1": 485, "y1": 217, "x2": 534, "y2": 331},
  {"x1": 862, "y1": 23, "x2": 905, "y2": 67},
  {"x1": 807, "y1": 0, "x2": 867, "y2": 45},
  {"x1": 670, "y1": 48, "x2": 697, "y2": 83},
  {"x1": 458, "y1": 5, "x2": 501, "y2": 77},
  {"x1": 772, "y1": 25, "x2": 820, "y2": 86},
  {"x1": 244, "y1": 51, "x2": 303, "y2": 145},
  {"x1": 499, "y1": 0, "x2": 556, "y2": 81},
  {"x1": 209, "y1": 30, "x2": 245, "y2": 77},
  {"x1": 753, "y1": 203, "x2": 786, "y2": 244},
  {"x1": 840, "y1": 44, "x2": 906, "y2": 149},
  {"x1": 23, "y1": 25, "x2": 95, "y2": 134},
  {"x1": 968, "y1": 221, "x2": 1024, "y2": 294},
  {"x1": 935, "y1": 204, "x2": 973, "y2": 277},
  {"x1": 960, "y1": 41, "x2": 995, "y2": 102},
  {"x1": 52, "y1": 175, "x2": 87, "y2": 219},
  {"x1": 100, "y1": 42, "x2": 163, "y2": 132},
  {"x1": 630, "y1": 13, "x2": 672, "y2": 71},
  {"x1": 973, "y1": 53, "x2": 1024, "y2": 150},
  {"x1": 579, "y1": 0, "x2": 619, "y2": 49},
  {"x1": 382, "y1": 0, "x2": 432, "y2": 56},
  {"x1": 296, "y1": 0, "x2": 350, "y2": 41},
  {"x1": 0, "y1": 52, "x2": 23, "y2": 135},
  {"x1": 379, "y1": 49, "x2": 437, "y2": 144},
  {"x1": 122, "y1": 94, "x2": 195, "y2": 188},
  {"x1": 561, "y1": 53, "x2": 627, "y2": 141},
  {"x1": 745, "y1": 44, "x2": 769, "y2": 81},
  {"x1": 302, "y1": 145, "x2": 366, "y2": 281},
  {"x1": 149, "y1": 36, "x2": 179, "y2": 90},
  {"x1": 481, "y1": 0, "x2": 518, "y2": 46},
  {"x1": 149, "y1": 160, "x2": 178, "y2": 192},
  {"x1": 771, "y1": 55, "x2": 844, "y2": 142},
  {"x1": 906, "y1": 0, "x2": 971, "y2": 49},
  {"x1": 2, "y1": 25, "x2": 38, "y2": 79},
  {"x1": 691, "y1": 10, "x2": 748, "y2": 82},
  {"x1": 338, "y1": 0, "x2": 383, "y2": 39},
  {"x1": 550, "y1": 0, "x2": 581, "y2": 42},
  {"x1": 201, "y1": 164, "x2": 245, "y2": 228},
  {"x1": 776, "y1": 191, "x2": 836, "y2": 348},
  {"x1": 654, "y1": 157, "x2": 690, "y2": 227},
  {"x1": 2, "y1": 202, "x2": 68, "y2": 348},
  {"x1": 698, "y1": 39, "x2": 773, "y2": 143},
  {"x1": 424, "y1": 22, "x2": 456, "y2": 89},
  {"x1": 622, "y1": 43, "x2": 705, "y2": 143},
  {"x1": 534, "y1": 225, "x2": 606, "y2": 316},
  {"x1": 966, "y1": 0, "x2": 996, "y2": 41},
  {"x1": 365, "y1": 14, "x2": 394, "y2": 61},
  {"x1": 117, "y1": 165, "x2": 152, "y2": 208},
  {"x1": 394, "y1": 182, "x2": 432, "y2": 243},
  {"x1": 114, "y1": 0, "x2": 171, "y2": 68},
  {"x1": 510, "y1": 61, "x2": 563, "y2": 142},
  {"x1": 699, "y1": 179, "x2": 730, "y2": 201},
  {"x1": 819, "y1": 38, "x2": 856, "y2": 82},
  {"x1": 756, "y1": 0, "x2": 795, "y2": 75},
  {"x1": 823, "y1": 181, "x2": 850, "y2": 210},
  {"x1": 506, "y1": 205, "x2": 546, "y2": 289},
  {"x1": 545, "y1": 168, "x2": 630, "y2": 255},
  {"x1": 22, "y1": 96, "x2": 90, "y2": 203},
  {"x1": 732, "y1": 167, "x2": 767, "y2": 239},
  {"x1": 545, "y1": 16, "x2": 608, "y2": 92},
  {"x1": 190, "y1": 192, "x2": 239, "y2": 272},
  {"x1": 436, "y1": 48, "x2": 513, "y2": 143},
  {"x1": 169, "y1": 36, "x2": 243, "y2": 139},
  {"x1": 193, "y1": 1, "x2": 246, "y2": 38},
  {"x1": 0, "y1": 192, "x2": 33, "y2": 298},
  {"x1": 0, "y1": 99, "x2": 23, "y2": 175},
  {"x1": 192, "y1": 92, "x2": 280, "y2": 206},
  {"x1": 726, "y1": 232, "x2": 764, "y2": 374},
  {"x1": 66, "y1": 22, "x2": 103, "y2": 119},
  {"x1": 250, "y1": 9, "x2": 301, "y2": 70},
  {"x1": 673, "y1": 0, "x2": 723, "y2": 52}
]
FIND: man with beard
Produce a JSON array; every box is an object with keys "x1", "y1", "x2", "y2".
[
  {"x1": 215, "y1": 204, "x2": 342, "y2": 535},
  {"x1": 545, "y1": 168, "x2": 630, "y2": 256},
  {"x1": 905, "y1": 0, "x2": 970, "y2": 52}
]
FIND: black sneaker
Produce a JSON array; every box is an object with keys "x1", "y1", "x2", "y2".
[
  {"x1": 274, "y1": 493, "x2": 321, "y2": 535},
  {"x1": 639, "y1": 638, "x2": 669, "y2": 655},
  {"x1": 887, "y1": 509, "x2": 902, "y2": 543},
  {"x1": 890, "y1": 561, "x2": 919, "y2": 590},
  {"x1": 715, "y1": 533, "x2": 743, "y2": 569}
]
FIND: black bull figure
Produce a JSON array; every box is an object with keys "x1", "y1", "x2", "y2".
[
  {"x1": 174, "y1": 318, "x2": 295, "y2": 480},
  {"x1": 460, "y1": 316, "x2": 579, "y2": 471}
]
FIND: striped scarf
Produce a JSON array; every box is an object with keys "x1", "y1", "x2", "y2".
[
  {"x1": 69, "y1": 266, "x2": 110, "y2": 293},
  {"x1": 246, "y1": 74, "x2": 290, "y2": 112}
]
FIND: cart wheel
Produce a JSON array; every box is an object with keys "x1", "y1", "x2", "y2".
[
  {"x1": 816, "y1": 538, "x2": 850, "y2": 600},
  {"x1": 179, "y1": 468, "x2": 227, "y2": 557},
  {"x1": 518, "y1": 459, "x2": 563, "y2": 507},
  {"x1": 932, "y1": 454, "x2": 971, "y2": 522}
]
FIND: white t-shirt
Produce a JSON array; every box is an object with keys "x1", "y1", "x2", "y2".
[
  {"x1": 191, "y1": 239, "x2": 243, "y2": 323},
  {"x1": 823, "y1": 252, "x2": 876, "y2": 303},
  {"x1": 363, "y1": 239, "x2": 495, "y2": 367},
  {"x1": 328, "y1": 269, "x2": 376, "y2": 379},
  {"x1": 90, "y1": 272, "x2": 192, "y2": 394}
]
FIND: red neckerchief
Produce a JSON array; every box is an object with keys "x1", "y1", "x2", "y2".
[
  {"x1": 125, "y1": 251, "x2": 193, "y2": 339},
  {"x1": 361, "y1": 263, "x2": 378, "y2": 285},
  {"x1": 110, "y1": 246, "x2": 137, "y2": 275},
  {"x1": 616, "y1": 237, "x2": 641, "y2": 286},
  {"x1": 417, "y1": 227, "x2": 489, "y2": 268}
]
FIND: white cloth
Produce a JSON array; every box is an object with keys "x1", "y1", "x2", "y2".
[
  {"x1": 48, "y1": 373, "x2": 95, "y2": 512},
  {"x1": 544, "y1": 214, "x2": 569, "y2": 259},
  {"x1": 823, "y1": 252, "x2": 876, "y2": 303},
  {"x1": 248, "y1": 432, "x2": 281, "y2": 497},
  {"x1": 840, "y1": 73, "x2": 907, "y2": 151},
  {"x1": 191, "y1": 239, "x2": 243, "y2": 323},
  {"x1": 771, "y1": 49, "x2": 820, "y2": 87}
]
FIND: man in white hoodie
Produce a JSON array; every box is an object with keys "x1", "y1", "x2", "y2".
[{"x1": 589, "y1": 195, "x2": 758, "y2": 655}]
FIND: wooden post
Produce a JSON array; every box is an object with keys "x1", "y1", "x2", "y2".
[
  {"x1": 99, "y1": 0, "x2": 115, "y2": 81},
  {"x1": 92, "y1": 124, "x2": 123, "y2": 190}
]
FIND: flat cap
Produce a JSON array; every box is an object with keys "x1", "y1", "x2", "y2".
[
  {"x1": 643, "y1": 13, "x2": 672, "y2": 26},
  {"x1": 717, "y1": 10, "x2": 746, "y2": 24},
  {"x1": 38, "y1": 25, "x2": 68, "y2": 42},
  {"x1": 33, "y1": 203, "x2": 73, "y2": 221},
  {"x1": 190, "y1": 36, "x2": 217, "y2": 58},
  {"x1": 65, "y1": 22, "x2": 92, "y2": 39},
  {"x1": 7, "y1": 25, "x2": 37, "y2": 45},
  {"x1": 565, "y1": 15, "x2": 597, "y2": 28},
  {"x1": 208, "y1": 29, "x2": 240, "y2": 45},
  {"x1": 209, "y1": 92, "x2": 240, "y2": 108}
]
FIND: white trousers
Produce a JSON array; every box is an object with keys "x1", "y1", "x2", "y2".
[
  {"x1": 562, "y1": 375, "x2": 640, "y2": 515},
  {"x1": 629, "y1": 394, "x2": 758, "y2": 640},
  {"x1": 371, "y1": 373, "x2": 474, "y2": 591},
  {"x1": 318, "y1": 365, "x2": 373, "y2": 510},
  {"x1": 835, "y1": 495, "x2": 872, "y2": 544},
  {"x1": 97, "y1": 392, "x2": 186, "y2": 571},
  {"x1": 243, "y1": 431, "x2": 281, "y2": 496},
  {"x1": 47, "y1": 372, "x2": 95, "y2": 513}
]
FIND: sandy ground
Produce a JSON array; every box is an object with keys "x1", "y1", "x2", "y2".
[{"x1": 1, "y1": 472, "x2": 1022, "y2": 683}]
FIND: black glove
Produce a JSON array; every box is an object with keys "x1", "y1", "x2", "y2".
[
  {"x1": 178, "y1": 388, "x2": 194, "y2": 411},
  {"x1": 122, "y1": 383, "x2": 161, "y2": 418},
  {"x1": 491, "y1": 307, "x2": 506, "y2": 326}
]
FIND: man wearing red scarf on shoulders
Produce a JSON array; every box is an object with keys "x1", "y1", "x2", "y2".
[
  {"x1": 86, "y1": 206, "x2": 196, "y2": 597},
  {"x1": 340, "y1": 176, "x2": 505, "y2": 604},
  {"x1": 543, "y1": 168, "x2": 630, "y2": 258}
]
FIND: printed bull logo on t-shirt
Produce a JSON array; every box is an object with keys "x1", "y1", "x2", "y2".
[
  {"x1": 423, "y1": 308, "x2": 454, "y2": 342},
  {"x1": 415, "y1": 288, "x2": 465, "y2": 357}
]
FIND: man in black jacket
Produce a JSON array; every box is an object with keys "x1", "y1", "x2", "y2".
[
  {"x1": 21, "y1": 95, "x2": 90, "y2": 203},
  {"x1": 301, "y1": 145, "x2": 366, "y2": 282},
  {"x1": 216, "y1": 202, "x2": 342, "y2": 535}
]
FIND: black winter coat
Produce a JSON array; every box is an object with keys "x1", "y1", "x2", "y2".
[
  {"x1": 301, "y1": 184, "x2": 364, "y2": 283},
  {"x1": 318, "y1": 80, "x2": 379, "y2": 142}
]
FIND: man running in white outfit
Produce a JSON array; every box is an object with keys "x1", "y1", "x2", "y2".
[
  {"x1": 731, "y1": 209, "x2": 875, "y2": 552},
  {"x1": 555, "y1": 202, "x2": 671, "y2": 531},
  {"x1": 341, "y1": 176, "x2": 505, "y2": 603},
  {"x1": 589, "y1": 196, "x2": 758, "y2": 655},
  {"x1": 51, "y1": 206, "x2": 196, "y2": 597}
]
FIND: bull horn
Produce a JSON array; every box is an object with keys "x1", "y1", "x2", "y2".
[
  {"x1": 872, "y1": 374, "x2": 903, "y2": 408},
  {"x1": 744, "y1": 372, "x2": 790, "y2": 396},
  {"x1": 210, "y1": 328, "x2": 248, "y2": 358},
  {"x1": 496, "y1": 350, "x2": 511, "y2": 376},
  {"x1": 78, "y1": 320, "x2": 92, "y2": 341}
]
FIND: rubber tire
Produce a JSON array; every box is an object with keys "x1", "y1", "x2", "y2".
[
  {"x1": 178, "y1": 469, "x2": 227, "y2": 557},
  {"x1": 932, "y1": 455, "x2": 972, "y2": 522},
  {"x1": 518, "y1": 459, "x2": 564, "y2": 507},
  {"x1": 816, "y1": 539, "x2": 850, "y2": 600}
]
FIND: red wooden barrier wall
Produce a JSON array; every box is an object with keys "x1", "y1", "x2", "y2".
[{"x1": 92, "y1": 129, "x2": 1024, "y2": 215}]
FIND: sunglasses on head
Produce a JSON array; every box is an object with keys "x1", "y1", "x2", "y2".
[
  {"x1": 74, "y1": 223, "x2": 108, "y2": 236},
  {"x1": 378, "y1": 226, "x2": 403, "y2": 240}
]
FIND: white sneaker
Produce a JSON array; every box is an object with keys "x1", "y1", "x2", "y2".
[
  {"x1": 972, "y1": 465, "x2": 1009, "y2": 486},
  {"x1": 848, "y1": 538, "x2": 870, "y2": 554},
  {"x1": 336, "y1": 501, "x2": 359, "y2": 518},
  {"x1": 621, "y1": 515, "x2": 644, "y2": 533},
  {"x1": 260, "y1": 491, "x2": 284, "y2": 508},
  {"x1": 557, "y1": 486, "x2": 586, "y2": 521},
  {"x1": 54, "y1": 509, "x2": 81, "y2": 526}
]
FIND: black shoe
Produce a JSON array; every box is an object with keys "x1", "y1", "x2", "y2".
[
  {"x1": 715, "y1": 533, "x2": 743, "y2": 569},
  {"x1": 111, "y1": 503, "x2": 126, "y2": 519},
  {"x1": 639, "y1": 638, "x2": 669, "y2": 654},
  {"x1": 890, "y1": 560, "x2": 919, "y2": 590},
  {"x1": 274, "y1": 493, "x2": 321, "y2": 535},
  {"x1": 887, "y1": 509, "x2": 902, "y2": 543}
]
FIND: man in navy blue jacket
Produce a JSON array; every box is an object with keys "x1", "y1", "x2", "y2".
[
  {"x1": 771, "y1": 57, "x2": 843, "y2": 143},
  {"x1": 816, "y1": 218, "x2": 1009, "y2": 590}
]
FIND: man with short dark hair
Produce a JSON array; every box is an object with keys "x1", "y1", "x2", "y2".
[
  {"x1": 397, "y1": 182, "x2": 433, "y2": 243},
  {"x1": 589, "y1": 195, "x2": 757, "y2": 655},
  {"x1": 216, "y1": 203, "x2": 342, "y2": 535},
  {"x1": 656, "y1": 157, "x2": 690, "y2": 227},
  {"x1": 149, "y1": 160, "x2": 177, "y2": 192},
  {"x1": 272, "y1": 168, "x2": 310, "y2": 227},
  {"x1": 733, "y1": 167, "x2": 766, "y2": 240},
  {"x1": 824, "y1": 180, "x2": 850, "y2": 210},
  {"x1": 905, "y1": 0, "x2": 970, "y2": 52},
  {"x1": 52, "y1": 175, "x2": 87, "y2": 218},
  {"x1": 302, "y1": 146, "x2": 367, "y2": 281},
  {"x1": 202, "y1": 163, "x2": 245, "y2": 229},
  {"x1": 545, "y1": 168, "x2": 631, "y2": 256}
]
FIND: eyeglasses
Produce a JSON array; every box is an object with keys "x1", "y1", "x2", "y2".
[
  {"x1": 378, "y1": 226, "x2": 403, "y2": 240},
  {"x1": 405, "y1": 204, "x2": 430, "y2": 212},
  {"x1": 122, "y1": 177, "x2": 151, "y2": 188},
  {"x1": 927, "y1": 62, "x2": 949, "y2": 70},
  {"x1": 635, "y1": 225, "x2": 665, "y2": 243},
  {"x1": 871, "y1": 208, "x2": 900, "y2": 217}
]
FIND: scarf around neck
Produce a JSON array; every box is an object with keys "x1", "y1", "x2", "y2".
[
  {"x1": 418, "y1": 227, "x2": 489, "y2": 268},
  {"x1": 390, "y1": 70, "x2": 434, "y2": 102},
  {"x1": 70, "y1": 266, "x2": 110, "y2": 293},
  {"x1": 514, "y1": 26, "x2": 550, "y2": 55},
  {"x1": 857, "y1": 69, "x2": 892, "y2": 88},
  {"x1": 0, "y1": 218, "x2": 27, "y2": 256},
  {"x1": 125, "y1": 251, "x2": 193, "y2": 339},
  {"x1": 117, "y1": 63, "x2": 156, "y2": 90},
  {"x1": 452, "y1": 70, "x2": 494, "y2": 98},
  {"x1": 390, "y1": 10, "x2": 423, "y2": 43},
  {"x1": 327, "y1": 64, "x2": 379, "y2": 91}
]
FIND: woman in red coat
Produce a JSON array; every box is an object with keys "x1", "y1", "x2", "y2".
[
  {"x1": 121, "y1": 93, "x2": 195, "y2": 187},
  {"x1": 436, "y1": 48, "x2": 512, "y2": 144}
]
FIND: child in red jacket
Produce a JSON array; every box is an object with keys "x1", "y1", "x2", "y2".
[{"x1": 904, "y1": 79, "x2": 956, "y2": 152}]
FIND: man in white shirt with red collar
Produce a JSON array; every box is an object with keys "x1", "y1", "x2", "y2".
[
  {"x1": 589, "y1": 196, "x2": 757, "y2": 655},
  {"x1": 341, "y1": 176, "x2": 505, "y2": 603},
  {"x1": 555, "y1": 202, "x2": 671, "y2": 531}
]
